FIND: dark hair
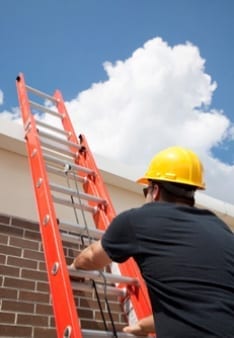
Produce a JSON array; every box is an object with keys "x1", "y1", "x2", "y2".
[{"x1": 151, "y1": 180, "x2": 196, "y2": 206}]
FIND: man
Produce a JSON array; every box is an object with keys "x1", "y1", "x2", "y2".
[{"x1": 71, "y1": 146, "x2": 234, "y2": 337}]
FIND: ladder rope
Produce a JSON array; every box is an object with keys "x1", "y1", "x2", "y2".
[
  {"x1": 92, "y1": 275, "x2": 118, "y2": 338},
  {"x1": 69, "y1": 167, "x2": 93, "y2": 247},
  {"x1": 92, "y1": 279, "x2": 109, "y2": 332},
  {"x1": 100, "y1": 270, "x2": 118, "y2": 338}
]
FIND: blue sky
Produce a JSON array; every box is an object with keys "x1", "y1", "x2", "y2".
[{"x1": 1, "y1": 0, "x2": 234, "y2": 202}]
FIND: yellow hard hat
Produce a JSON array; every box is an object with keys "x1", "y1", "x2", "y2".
[{"x1": 137, "y1": 146, "x2": 205, "y2": 189}]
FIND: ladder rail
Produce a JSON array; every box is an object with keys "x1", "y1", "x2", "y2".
[{"x1": 16, "y1": 73, "x2": 82, "y2": 338}]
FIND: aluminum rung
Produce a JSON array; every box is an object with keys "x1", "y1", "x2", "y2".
[
  {"x1": 46, "y1": 165, "x2": 86, "y2": 184},
  {"x1": 29, "y1": 100, "x2": 62, "y2": 118},
  {"x1": 61, "y1": 232, "x2": 94, "y2": 246},
  {"x1": 50, "y1": 183, "x2": 106, "y2": 204},
  {"x1": 44, "y1": 154, "x2": 95, "y2": 175},
  {"x1": 71, "y1": 280, "x2": 126, "y2": 297},
  {"x1": 59, "y1": 220, "x2": 103, "y2": 240},
  {"x1": 36, "y1": 119, "x2": 69, "y2": 137},
  {"x1": 26, "y1": 84, "x2": 58, "y2": 103},
  {"x1": 53, "y1": 196, "x2": 97, "y2": 214},
  {"x1": 39, "y1": 129, "x2": 81, "y2": 150},
  {"x1": 69, "y1": 268, "x2": 139, "y2": 286},
  {"x1": 82, "y1": 329, "x2": 148, "y2": 337},
  {"x1": 41, "y1": 139, "x2": 77, "y2": 158}
]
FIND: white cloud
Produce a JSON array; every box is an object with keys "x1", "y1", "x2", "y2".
[
  {"x1": 3, "y1": 37, "x2": 234, "y2": 203},
  {"x1": 64, "y1": 37, "x2": 234, "y2": 202},
  {"x1": 0, "y1": 106, "x2": 21, "y2": 121},
  {"x1": 0, "y1": 90, "x2": 3, "y2": 105}
]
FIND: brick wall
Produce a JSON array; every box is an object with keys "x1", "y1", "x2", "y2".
[{"x1": 0, "y1": 214, "x2": 128, "y2": 338}]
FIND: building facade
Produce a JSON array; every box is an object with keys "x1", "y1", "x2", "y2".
[{"x1": 0, "y1": 119, "x2": 233, "y2": 337}]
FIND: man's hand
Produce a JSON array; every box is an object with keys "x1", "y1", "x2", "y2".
[{"x1": 123, "y1": 315, "x2": 155, "y2": 336}]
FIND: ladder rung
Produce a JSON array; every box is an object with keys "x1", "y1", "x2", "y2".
[
  {"x1": 39, "y1": 129, "x2": 81, "y2": 150},
  {"x1": 29, "y1": 100, "x2": 62, "y2": 118},
  {"x1": 46, "y1": 165, "x2": 86, "y2": 184},
  {"x1": 69, "y1": 268, "x2": 140, "y2": 286},
  {"x1": 44, "y1": 154, "x2": 95, "y2": 176},
  {"x1": 42, "y1": 139, "x2": 77, "y2": 158},
  {"x1": 71, "y1": 281, "x2": 126, "y2": 297},
  {"x1": 61, "y1": 232, "x2": 94, "y2": 246},
  {"x1": 82, "y1": 329, "x2": 148, "y2": 337},
  {"x1": 26, "y1": 84, "x2": 58, "y2": 103},
  {"x1": 53, "y1": 196, "x2": 97, "y2": 214},
  {"x1": 36, "y1": 119, "x2": 69, "y2": 137},
  {"x1": 50, "y1": 183, "x2": 106, "y2": 204},
  {"x1": 59, "y1": 220, "x2": 103, "y2": 240}
]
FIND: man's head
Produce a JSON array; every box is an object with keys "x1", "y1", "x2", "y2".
[{"x1": 138, "y1": 146, "x2": 205, "y2": 206}]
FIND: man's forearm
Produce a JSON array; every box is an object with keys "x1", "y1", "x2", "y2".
[
  {"x1": 71, "y1": 240, "x2": 112, "y2": 270},
  {"x1": 72, "y1": 244, "x2": 98, "y2": 270}
]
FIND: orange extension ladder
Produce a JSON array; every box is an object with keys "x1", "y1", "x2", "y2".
[{"x1": 16, "y1": 73, "x2": 152, "y2": 338}]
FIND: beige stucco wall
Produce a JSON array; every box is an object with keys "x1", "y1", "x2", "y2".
[{"x1": 0, "y1": 148, "x2": 37, "y2": 219}]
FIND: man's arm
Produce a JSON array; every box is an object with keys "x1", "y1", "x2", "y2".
[{"x1": 71, "y1": 240, "x2": 112, "y2": 270}]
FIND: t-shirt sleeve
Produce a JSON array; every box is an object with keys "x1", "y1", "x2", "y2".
[{"x1": 101, "y1": 209, "x2": 138, "y2": 263}]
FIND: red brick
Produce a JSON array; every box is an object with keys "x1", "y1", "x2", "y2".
[
  {"x1": 19, "y1": 290, "x2": 49, "y2": 303},
  {"x1": 21, "y1": 268, "x2": 48, "y2": 282},
  {"x1": 25, "y1": 229, "x2": 41, "y2": 241},
  {"x1": 0, "y1": 253, "x2": 6, "y2": 264},
  {"x1": 23, "y1": 248, "x2": 44, "y2": 261},
  {"x1": 36, "y1": 303, "x2": 53, "y2": 315},
  {"x1": 33, "y1": 327, "x2": 57, "y2": 338},
  {"x1": 4, "y1": 276, "x2": 35, "y2": 290},
  {"x1": 0, "y1": 214, "x2": 10, "y2": 224},
  {"x1": 17, "y1": 313, "x2": 48, "y2": 326},
  {"x1": 0, "y1": 223, "x2": 23, "y2": 237},
  {"x1": 39, "y1": 261, "x2": 46, "y2": 270},
  {"x1": 50, "y1": 315, "x2": 56, "y2": 327},
  {"x1": 0, "y1": 311, "x2": 15, "y2": 323},
  {"x1": 36, "y1": 281, "x2": 50, "y2": 292},
  {"x1": 7, "y1": 256, "x2": 37, "y2": 269},
  {"x1": 80, "y1": 297, "x2": 104, "y2": 309},
  {"x1": 2, "y1": 299, "x2": 34, "y2": 313},
  {"x1": 0, "y1": 324, "x2": 32, "y2": 337},
  {"x1": 10, "y1": 236, "x2": 39, "y2": 250},
  {"x1": 12, "y1": 217, "x2": 38, "y2": 230},
  {"x1": 0, "y1": 244, "x2": 22, "y2": 256},
  {"x1": 1, "y1": 264, "x2": 20, "y2": 277},
  {"x1": 95, "y1": 310, "x2": 120, "y2": 322},
  {"x1": 78, "y1": 307, "x2": 94, "y2": 318},
  {"x1": 80, "y1": 318, "x2": 103, "y2": 330},
  {"x1": 0, "y1": 233, "x2": 8, "y2": 244},
  {"x1": 0, "y1": 286, "x2": 17, "y2": 299}
]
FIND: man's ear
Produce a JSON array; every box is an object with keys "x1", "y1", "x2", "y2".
[{"x1": 152, "y1": 184, "x2": 160, "y2": 201}]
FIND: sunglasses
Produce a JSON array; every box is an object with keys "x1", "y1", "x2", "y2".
[{"x1": 143, "y1": 185, "x2": 154, "y2": 198}]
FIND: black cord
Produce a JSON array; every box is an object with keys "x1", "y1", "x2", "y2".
[
  {"x1": 92, "y1": 279, "x2": 108, "y2": 332},
  {"x1": 100, "y1": 271, "x2": 118, "y2": 338}
]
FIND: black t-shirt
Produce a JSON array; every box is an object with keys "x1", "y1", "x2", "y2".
[{"x1": 101, "y1": 202, "x2": 234, "y2": 338}]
